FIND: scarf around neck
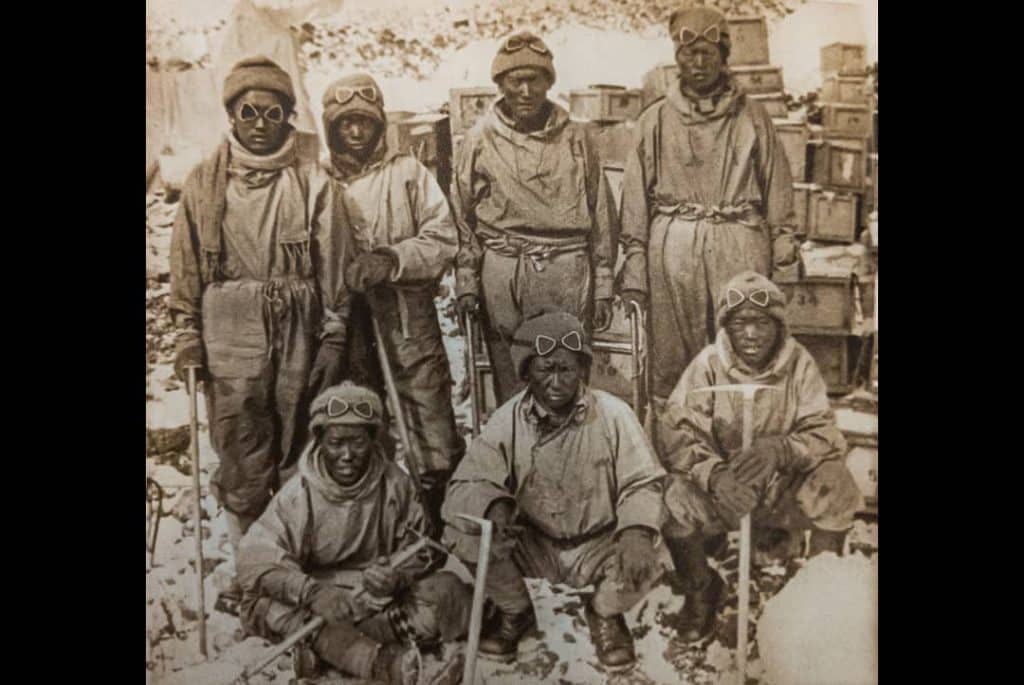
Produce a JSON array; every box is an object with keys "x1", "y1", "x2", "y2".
[
  {"x1": 228, "y1": 131, "x2": 298, "y2": 189},
  {"x1": 298, "y1": 440, "x2": 388, "y2": 504}
]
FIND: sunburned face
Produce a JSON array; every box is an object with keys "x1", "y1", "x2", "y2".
[
  {"x1": 497, "y1": 67, "x2": 552, "y2": 127},
  {"x1": 726, "y1": 306, "x2": 780, "y2": 370},
  {"x1": 229, "y1": 89, "x2": 292, "y2": 155},
  {"x1": 333, "y1": 113, "x2": 383, "y2": 158},
  {"x1": 676, "y1": 38, "x2": 726, "y2": 96},
  {"x1": 526, "y1": 347, "x2": 584, "y2": 413},
  {"x1": 320, "y1": 424, "x2": 374, "y2": 486}
]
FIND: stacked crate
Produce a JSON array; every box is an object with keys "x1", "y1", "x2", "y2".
[
  {"x1": 386, "y1": 111, "x2": 453, "y2": 197},
  {"x1": 786, "y1": 43, "x2": 876, "y2": 396}
]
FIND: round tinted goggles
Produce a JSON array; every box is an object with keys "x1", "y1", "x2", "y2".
[
  {"x1": 334, "y1": 85, "x2": 380, "y2": 106},
  {"x1": 238, "y1": 102, "x2": 286, "y2": 124},
  {"x1": 326, "y1": 396, "x2": 377, "y2": 420},
  {"x1": 678, "y1": 24, "x2": 722, "y2": 47},
  {"x1": 726, "y1": 287, "x2": 771, "y2": 309}
]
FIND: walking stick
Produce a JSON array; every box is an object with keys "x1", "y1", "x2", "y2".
[
  {"x1": 691, "y1": 384, "x2": 775, "y2": 683},
  {"x1": 463, "y1": 310, "x2": 482, "y2": 437},
  {"x1": 627, "y1": 300, "x2": 649, "y2": 430},
  {"x1": 370, "y1": 314, "x2": 425, "y2": 493},
  {"x1": 186, "y1": 366, "x2": 208, "y2": 658},
  {"x1": 456, "y1": 515, "x2": 493, "y2": 685}
]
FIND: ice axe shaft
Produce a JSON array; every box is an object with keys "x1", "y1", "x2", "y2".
[
  {"x1": 350, "y1": 535, "x2": 432, "y2": 603},
  {"x1": 457, "y1": 514, "x2": 494, "y2": 685},
  {"x1": 691, "y1": 383, "x2": 774, "y2": 683},
  {"x1": 370, "y1": 313, "x2": 425, "y2": 494},
  {"x1": 463, "y1": 310, "x2": 482, "y2": 437},
  {"x1": 187, "y1": 365, "x2": 208, "y2": 659}
]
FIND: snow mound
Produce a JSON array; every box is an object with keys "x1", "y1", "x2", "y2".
[{"x1": 758, "y1": 553, "x2": 877, "y2": 685}]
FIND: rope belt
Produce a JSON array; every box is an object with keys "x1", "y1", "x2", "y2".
[
  {"x1": 655, "y1": 201, "x2": 764, "y2": 228},
  {"x1": 478, "y1": 226, "x2": 589, "y2": 273}
]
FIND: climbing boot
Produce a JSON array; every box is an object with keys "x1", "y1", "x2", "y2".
[
  {"x1": 677, "y1": 571, "x2": 725, "y2": 643},
  {"x1": 584, "y1": 603, "x2": 636, "y2": 669},
  {"x1": 478, "y1": 605, "x2": 536, "y2": 661}
]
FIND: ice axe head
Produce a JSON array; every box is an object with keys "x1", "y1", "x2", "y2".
[{"x1": 456, "y1": 514, "x2": 493, "y2": 535}]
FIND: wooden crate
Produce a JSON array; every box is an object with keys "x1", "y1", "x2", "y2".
[
  {"x1": 748, "y1": 92, "x2": 788, "y2": 118},
  {"x1": 821, "y1": 75, "x2": 869, "y2": 104},
  {"x1": 870, "y1": 153, "x2": 878, "y2": 211},
  {"x1": 569, "y1": 85, "x2": 643, "y2": 123},
  {"x1": 791, "y1": 329, "x2": 853, "y2": 395},
  {"x1": 780, "y1": 275, "x2": 855, "y2": 333},
  {"x1": 845, "y1": 435, "x2": 878, "y2": 510},
  {"x1": 792, "y1": 182, "x2": 819, "y2": 236},
  {"x1": 641, "y1": 62, "x2": 678, "y2": 106},
  {"x1": 822, "y1": 103, "x2": 871, "y2": 136},
  {"x1": 807, "y1": 190, "x2": 860, "y2": 244},
  {"x1": 810, "y1": 139, "x2": 867, "y2": 191},
  {"x1": 449, "y1": 87, "x2": 497, "y2": 134},
  {"x1": 821, "y1": 43, "x2": 866, "y2": 77},
  {"x1": 731, "y1": 65, "x2": 784, "y2": 95},
  {"x1": 386, "y1": 112, "x2": 452, "y2": 195},
  {"x1": 727, "y1": 15, "x2": 770, "y2": 65},
  {"x1": 589, "y1": 301, "x2": 638, "y2": 404},
  {"x1": 774, "y1": 119, "x2": 809, "y2": 182}
]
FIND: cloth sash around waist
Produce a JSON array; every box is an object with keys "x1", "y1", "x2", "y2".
[{"x1": 654, "y1": 201, "x2": 764, "y2": 228}]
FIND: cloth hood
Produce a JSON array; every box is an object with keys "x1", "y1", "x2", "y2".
[
  {"x1": 714, "y1": 270, "x2": 794, "y2": 379},
  {"x1": 486, "y1": 97, "x2": 571, "y2": 143},
  {"x1": 298, "y1": 440, "x2": 388, "y2": 504}
]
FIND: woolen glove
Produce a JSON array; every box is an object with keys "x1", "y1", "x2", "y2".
[
  {"x1": 619, "y1": 289, "x2": 647, "y2": 314},
  {"x1": 593, "y1": 297, "x2": 614, "y2": 332},
  {"x1": 363, "y1": 556, "x2": 405, "y2": 598},
  {"x1": 772, "y1": 233, "x2": 800, "y2": 267},
  {"x1": 485, "y1": 499, "x2": 522, "y2": 560},
  {"x1": 456, "y1": 293, "x2": 479, "y2": 317},
  {"x1": 307, "y1": 333, "x2": 346, "y2": 399},
  {"x1": 305, "y1": 582, "x2": 356, "y2": 623},
  {"x1": 708, "y1": 465, "x2": 759, "y2": 522},
  {"x1": 617, "y1": 527, "x2": 660, "y2": 591},
  {"x1": 345, "y1": 251, "x2": 397, "y2": 292},
  {"x1": 732, "y1": 436, "x2": 790, "y2": 490},
  {"x1": 173, "y1": 338, "x2": 206, "y2": 384}
]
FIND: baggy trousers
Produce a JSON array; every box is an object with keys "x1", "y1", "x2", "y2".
[{"x1": 203, "y1": 278, "x2": 319, "y2": 519}]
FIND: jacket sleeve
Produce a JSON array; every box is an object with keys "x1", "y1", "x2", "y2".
[
  {"x1": 390, "y1": 482, "x2": 439, "y2": 582},
  {"x1": 658, "y1": 352, "x2": 726, "y2": 492},
  {"x1": 236, "y1": 483, "x2": 316, "y2": 608},
  {"x1": 580, "y1": 127, "x2": 619, "y2": 301},
  {"x1": 752, "y1": 106, "x2": 798, "y2": 267},
  {"x1": 387, "y1": 159, "x2": 458, "y2": 284},
  {"x1": 607, "y1": 399, "x2": 666, "y2": 537},
  {"x1": 310, "y1": 166, "x2": 352, "y2": 342},
  {"x1": 168, "y1": 171, "x2": 205, "y2": 344},
  {"x1": 782, "y1": 350, "x2": 848, "y2": 473},
  {"x1": 440, "y1": 406, "x2": 517, "y2": 561},
  {"x1": 618, "y1": 118, "x2": 654, "y2": 294},
  {"x1": 451, "y1": 131, "x2": 485, "y2": 298}
]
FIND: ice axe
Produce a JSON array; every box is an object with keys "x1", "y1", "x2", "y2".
[
  {"x1": 462, "y1": 309, "x2": 483, "y2": 437},
  {"x1": 186, "y1": 365, "x2": 208, "y2": 659},
  {"x1": 690, "y1": 383, "x2": 775, "y2": 684},
  {"x1": 456, "y1": 514, "x2": 494, "y2": 685}
]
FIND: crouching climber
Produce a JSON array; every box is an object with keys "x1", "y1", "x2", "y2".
[
  {"x1": 658, "y1": 271, "x2": 864, "y2": 643},
  {"x1": 442, "y1": 309, "x2": 667, "y2": 670},
  {"x1": 236, "y1": 382, "x2": 471, "y2": 683}
]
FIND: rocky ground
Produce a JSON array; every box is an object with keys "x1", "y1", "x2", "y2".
[{"x1": 145, "y1": 188, "x2": 877, "y2": 685}]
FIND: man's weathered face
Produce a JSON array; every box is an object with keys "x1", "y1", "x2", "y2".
[
  {"x1": 321, "y1": 424, "x2": 374, "y2": 486},
  {"x1": 526, "y1": 347, "x2": 584, "y2": 413},
  {"x1": 229, "y1": 89, "x2": 291, "y2": 155},
  {"x1": 726, "y1": 306, "x2": 780, "y2": 370},
  {"x1": 497, "y1": 67, "x2": 552, "y2": 125},
  {"x1": 675, "y1": 38, "x2": 726, "y2": 95},
  {"x1": 333, "y1": 113, "x2": 383, "y2": 157}
]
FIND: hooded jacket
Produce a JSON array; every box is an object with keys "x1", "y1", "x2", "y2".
[
  {"x1": 657, "y1": 272, "x2": 846, "y2": 492},
  {"x1": 452, "y1": 99, "x2": 619, "y2": 300}
]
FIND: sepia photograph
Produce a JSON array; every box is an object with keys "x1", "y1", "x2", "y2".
[{"x1": 145, "y1": 1, "x2": 878, "y2": 682}]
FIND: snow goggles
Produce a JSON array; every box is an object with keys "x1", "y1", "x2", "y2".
[
  {"x1": 533, "y1": 330, "x2": 583, "y2": 356},
  {"x1": 326, "y1": 397, "x2": 377, "y2": 420},
  {"x1": 726, "y1": 287, "x2": 772, "y2": 309},
  {"x1": 502, "y1": 35, "x2": 551, "y2": 55},
  {"x1": 334, "y1": 85, "x2": 380, "y2": 105},
  {"x1": 677, "y1": 24, "x2": 723, "y2": 47},
  {"x1": 238, "y1": 102, "x2": 286, "y2": 124}
]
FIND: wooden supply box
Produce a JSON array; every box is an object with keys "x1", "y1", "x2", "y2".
[
  {"x1": 748, "y1": 92, "x2": 788, "y2": 118},
  {"x1": 732, "y1": 65, "x2": 784, "y2": 95},
  {"x1": 821, "y1": 75, "x2": 870, "y2": 104},
  {"x1": 821, "y1": 42, "x2": 866, "y2": 77},
  {"x1": 774, "y1": 119, "x2": 809, "y2": 182},
  {"x1": 449, "y1": 87, "x2": 497, "y2": 134},
  {"x1": 641, "y1": 62, "x2": 678, "y2": 106},
  {"x1": 779, "y1": 275, "x2": 855, "y2": 333},
  {"x1": 791, "y1": 329, "x2": 854, "y2": 395},
  {"x1": 386, "y1": 112, "x2": 452, "y2": 195},
  {"x1": 810, "y1": 138, "x2": 867, "y2": 191},
  {"x1": 845, "y1": 434, "x2": 878, "y2": 512},
  {"x1": 588, "y1": 301, "x2": 638, "y2": 404},
  {"x1": 569, "y1": 85, "x2": 643, "y2": 123},
  {"x1": 727, "y1": 15, "x2": 771, "y2": 65},
  {"x1": 807, "y1": 190, "x2": 860, "y2": 243},
  {"x1": 792, "y1": 182, "x2": 819, "y2": 236},
  {"x1": 822, "y1": 102, "x2": 871, "y2": 136}
]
